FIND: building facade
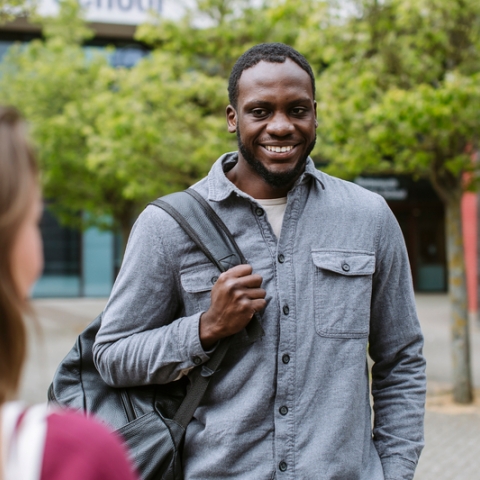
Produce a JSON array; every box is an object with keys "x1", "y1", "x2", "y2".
[{"x1": 354, "y1": 175, "x2": 447, "y2": 292}]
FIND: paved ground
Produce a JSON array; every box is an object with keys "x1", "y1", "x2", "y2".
[
  {"x1": 414, "y1": 296, "x2": 480, "y2": 480},
  {"x1": 20, "y1": 298, "x2": 107, "y2": 404},
  {"x1": 21, "y1": 294, "x2": 480, "y2": 479}
]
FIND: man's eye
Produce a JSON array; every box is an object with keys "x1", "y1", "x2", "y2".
[
  {"x1": 252, "y1": 109, "x2": 267, "y2": 117},
  {"x1": 292, "y1": 107, "x2": 307, "y2": 115}
]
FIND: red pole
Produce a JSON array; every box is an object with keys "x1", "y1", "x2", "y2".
[{"x1": 462, "y1": 190, "x2": 478, "y2": 314}]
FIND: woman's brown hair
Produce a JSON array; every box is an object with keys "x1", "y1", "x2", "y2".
[{"x1": 0, "y1": 106, "x2": 39, "y2": 403}]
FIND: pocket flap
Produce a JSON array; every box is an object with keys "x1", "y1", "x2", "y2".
[
  {"x1": 311, "y1": 250, "x2": 375, "y2": 276},
  {"x1": 180, "y1": 264, "x2": 221, "y2": 293}
]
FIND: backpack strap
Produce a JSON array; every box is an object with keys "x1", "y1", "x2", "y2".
[
  {"x1": 1, "y1": 402, "x2": 49, "y2": 480},
  {"x1": 149, "y1": 188, "x2": 264, "y2": 341},
  {"x1": 150, "y1": 189, "x2": 242, "y2": 272},
  {"x1": 148, "y1": 188, "x2": 265, "y2": 428}
]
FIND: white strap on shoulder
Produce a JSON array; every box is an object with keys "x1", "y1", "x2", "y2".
[{"x1": 1, "y1": 402, "x2": 49, "y2": 480}]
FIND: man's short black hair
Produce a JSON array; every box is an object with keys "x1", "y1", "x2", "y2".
[{"x1": 228, "y1": 43, "x2": 316, "y2": 108}]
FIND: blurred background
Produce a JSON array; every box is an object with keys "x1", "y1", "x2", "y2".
[
  {"x1": 2, "y1": 0, "x2": 480, "y2": 477},
  {"x1": 0, "y1": 0, "x2": 479, "y2": 304},
  {"x1": 1, "y1": 0, "x2": 477, "y2": 303}
]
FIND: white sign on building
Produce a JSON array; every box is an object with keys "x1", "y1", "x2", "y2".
[{"x1": 38, "y1": 0, "x2": 188, "y2": 26}]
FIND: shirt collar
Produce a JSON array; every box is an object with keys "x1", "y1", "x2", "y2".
[{"x1": 207, "y1": 152, "x2": 325, "y2": 202}]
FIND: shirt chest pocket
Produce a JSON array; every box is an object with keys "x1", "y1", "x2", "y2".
[
  {"x1": 180, "y1": 264, "x2": 220, "y2": 313},
  {"x1": 312, "y1": 250, "x2": 375, "y2": 338}
]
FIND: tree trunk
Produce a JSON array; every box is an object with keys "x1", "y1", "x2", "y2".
[
  {"x1": 446, "y1": 195, "x2": 474, "y2": 404},
  {"x1": 120, "y1": 220, "x2": 132, "y2": 257},
  {"x1": 113, "y1": 200, "x2": 137, "y2": 258}
]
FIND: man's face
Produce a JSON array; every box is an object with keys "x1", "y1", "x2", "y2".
[{"x1": 227, "y1": 59, "x2": 317, "y2": 189}]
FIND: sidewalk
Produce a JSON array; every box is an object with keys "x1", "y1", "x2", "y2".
[
  {"x1": 20, "y1": 298, "x2": 107, "y2": 404},
  {"x1": 414, "y1": 294, "x2": 480, "y2": 480},
  {"x1": 22, "y1": 294, "x2": 480, "y2": 479}
]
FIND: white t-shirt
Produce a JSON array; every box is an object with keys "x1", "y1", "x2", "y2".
[{"x1": 256, "y1": 197, "x2": 288, "y2": 239}]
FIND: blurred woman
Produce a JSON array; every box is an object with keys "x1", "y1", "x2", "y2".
[{"x1": 0, "y1": 106, "x2": 138, "y2": 480}]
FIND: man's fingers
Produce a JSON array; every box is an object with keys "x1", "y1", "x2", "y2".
[
  {"x1": 245, "y1": 287, "x2": 266, "y2": 299},
  {"x1": 217, "y1": 267, "x2": 263, "y2": 289},
  {"x1": 236, "y1": 274, "x2": 263, "y2": 288},
  {"x1": 251, "y1": 298, "x2": 267, "y2": 313},
  {"x1": 222, "y1": 264, "x2": 253, "y2": 278},
  {"x1": 220, "y1": 275, "x2": 263, "y2": 292}
]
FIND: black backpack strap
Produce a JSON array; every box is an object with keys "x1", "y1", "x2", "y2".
[
  {"x1": 172, "y1": 335, "x2": 233, "y2": 427},
  {"x1": 150, "y1": 190, "x2": 242, "y2": 272},
  {"x1": 150, "y1": 188, "x2": 264, "y2": 340},
  {"x1": 149, "y1": 189, "x2": 264, "y2": 429}
]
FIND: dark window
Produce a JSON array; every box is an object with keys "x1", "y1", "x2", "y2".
[{"x1": 40, "y1": 208, "x2": 81, "y2": 276}]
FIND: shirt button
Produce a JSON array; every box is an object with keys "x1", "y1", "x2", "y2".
[
  {"x1": 211, "y1": 276, "x2": 219, "y2": 284},
  {"x1": 279, "y1": 406, "x2": 288, "y2": 415},
  {"x1": 192, "y1": 356, "x2": 202, "y2": 365},
  {"x1": 283, "y1": 305, "x2": 289, "y2": 315},
  {"x1": 255, "y1": 207, "x2": 264, "y2": 216},
  {"x1": 278, "y1": 254, "x2": 285, "y2": 263},
  {"x1": 282, "y1": 354, "x2": 290, "y2": 364},
  {"x1": 342, "y1": 263, "x2": 350, "y2": 272},
  {"x1": 279, "y1": 461, "x2": 287, "y2": 472}
]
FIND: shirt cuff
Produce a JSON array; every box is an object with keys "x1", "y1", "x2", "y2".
[
  {"x1": 381, "y1": 456, "x2": 417, "y2": 480},
  {"x1": 178, "y1": 311, "x2": 215, "y2": 367}
]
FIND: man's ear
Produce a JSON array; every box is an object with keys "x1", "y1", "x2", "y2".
[
  {"x1": 314, "y1": 100, "x2": 318, "y2": 128},
  {"x1": 226, "y1": 105, "x2": 237, "y2": 133}
]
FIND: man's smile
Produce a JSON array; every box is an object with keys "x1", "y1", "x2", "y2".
[{"x1": 263, "y1": 145, "x2": 296, "y2": 153}]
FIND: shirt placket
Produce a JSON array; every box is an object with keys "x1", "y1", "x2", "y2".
[
  {"x1": 252, "y1": 197, "x2": 294, "y2": 477},
  {"x1": 273, "y1": 187, "x2": 304, "y2": 479}
]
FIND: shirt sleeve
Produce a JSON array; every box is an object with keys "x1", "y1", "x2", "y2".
[
  {"x1": 369, "y1": 199, "x2": 426, "y2": 480},
  {"x1": 41, "y1": 411, "x2": 139, "y2": 480},
  {"x1": 93, "y1": 206, "x2": 213, "y2": 387}
]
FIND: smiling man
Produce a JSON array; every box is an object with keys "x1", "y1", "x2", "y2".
[{"x1": 94, "y1": 44, "x2": 426, "y2": 480}]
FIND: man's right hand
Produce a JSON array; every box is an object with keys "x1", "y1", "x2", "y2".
[{"x1": 199, "y1": 264, "x2": 266, "y2": 349}]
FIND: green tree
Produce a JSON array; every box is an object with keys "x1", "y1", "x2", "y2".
[
  {"x1": 0, "y1": 0, "x2": 234, "y2": 247},
  {"x1": 0, "y1": 1, "x2": 112, "y2": 228},
  {"x1": 0, "y1": 0, "x2": 35, "y2": 24},
  {"x1": 82, "y1": 51, "x2": 234, "y2": 243},
  {"x1": 136, "y1": 0, "x2": 326, "y2": 78},
  {"x1": 308, "y1": 0, "x2": 480, "y2": 403},
  {"x1": 0, "y1": 0, "x2": 330, "y2": 247},
  {"x1": 0, "y1": 1, "x2": 103, "y2": 222}
]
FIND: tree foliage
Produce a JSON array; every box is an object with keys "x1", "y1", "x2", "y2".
[
  {"x1": 136, "y1": 0, "x2": 326, "y2": 78},
  {"x1": 0, "y1": 0, "x2": 35, "y2": 24},
  {"x1": 310, "y1": 0, "x2": 480, "y2": 404},
  {"x1": 0, "y1": 0, "x2": 329, "y2": 243},
  {"x1": 309, "y1": 0, "x2": 480, "y2": 195},
  {"x1": 82, "y1": 51, "x2": 233, "y2": 241},
  {"x1": 0, "y1": 0, "x2": 234, "y2": 244},
  {"x1": 0, "y1": 2, "x2": 111, "y2": 227}
]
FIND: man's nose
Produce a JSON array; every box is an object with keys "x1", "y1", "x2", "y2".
[{"x1": 265, "y1": 112, "x2": 294, "y2": 136}]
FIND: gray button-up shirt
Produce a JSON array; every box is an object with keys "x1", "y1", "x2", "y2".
[{"x1": 94, "y1": 153, "x2": 426, "y2": 480}]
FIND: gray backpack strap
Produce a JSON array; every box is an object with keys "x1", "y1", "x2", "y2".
[
  {"x1": 149, "y1": 188, "x2": 264, "y2": 341},
  {"x1": 150, "y1": 190, "x2": 242, "y2": 272},
  {"x1": 149, "y1": 189, "x2": 264, "y2": 429}
]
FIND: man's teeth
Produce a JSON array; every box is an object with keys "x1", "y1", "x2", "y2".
[{"x1": 265, "y1": 145, "x2": 293, "y2": 153}]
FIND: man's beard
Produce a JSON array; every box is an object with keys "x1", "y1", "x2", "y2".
[{"x1": 237, "y1": 129, "x2": 316, "y2": 189}]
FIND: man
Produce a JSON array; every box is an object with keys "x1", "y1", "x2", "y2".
[{"x1": 94, "y1": 43, "x2": 426, "y2": 479}]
